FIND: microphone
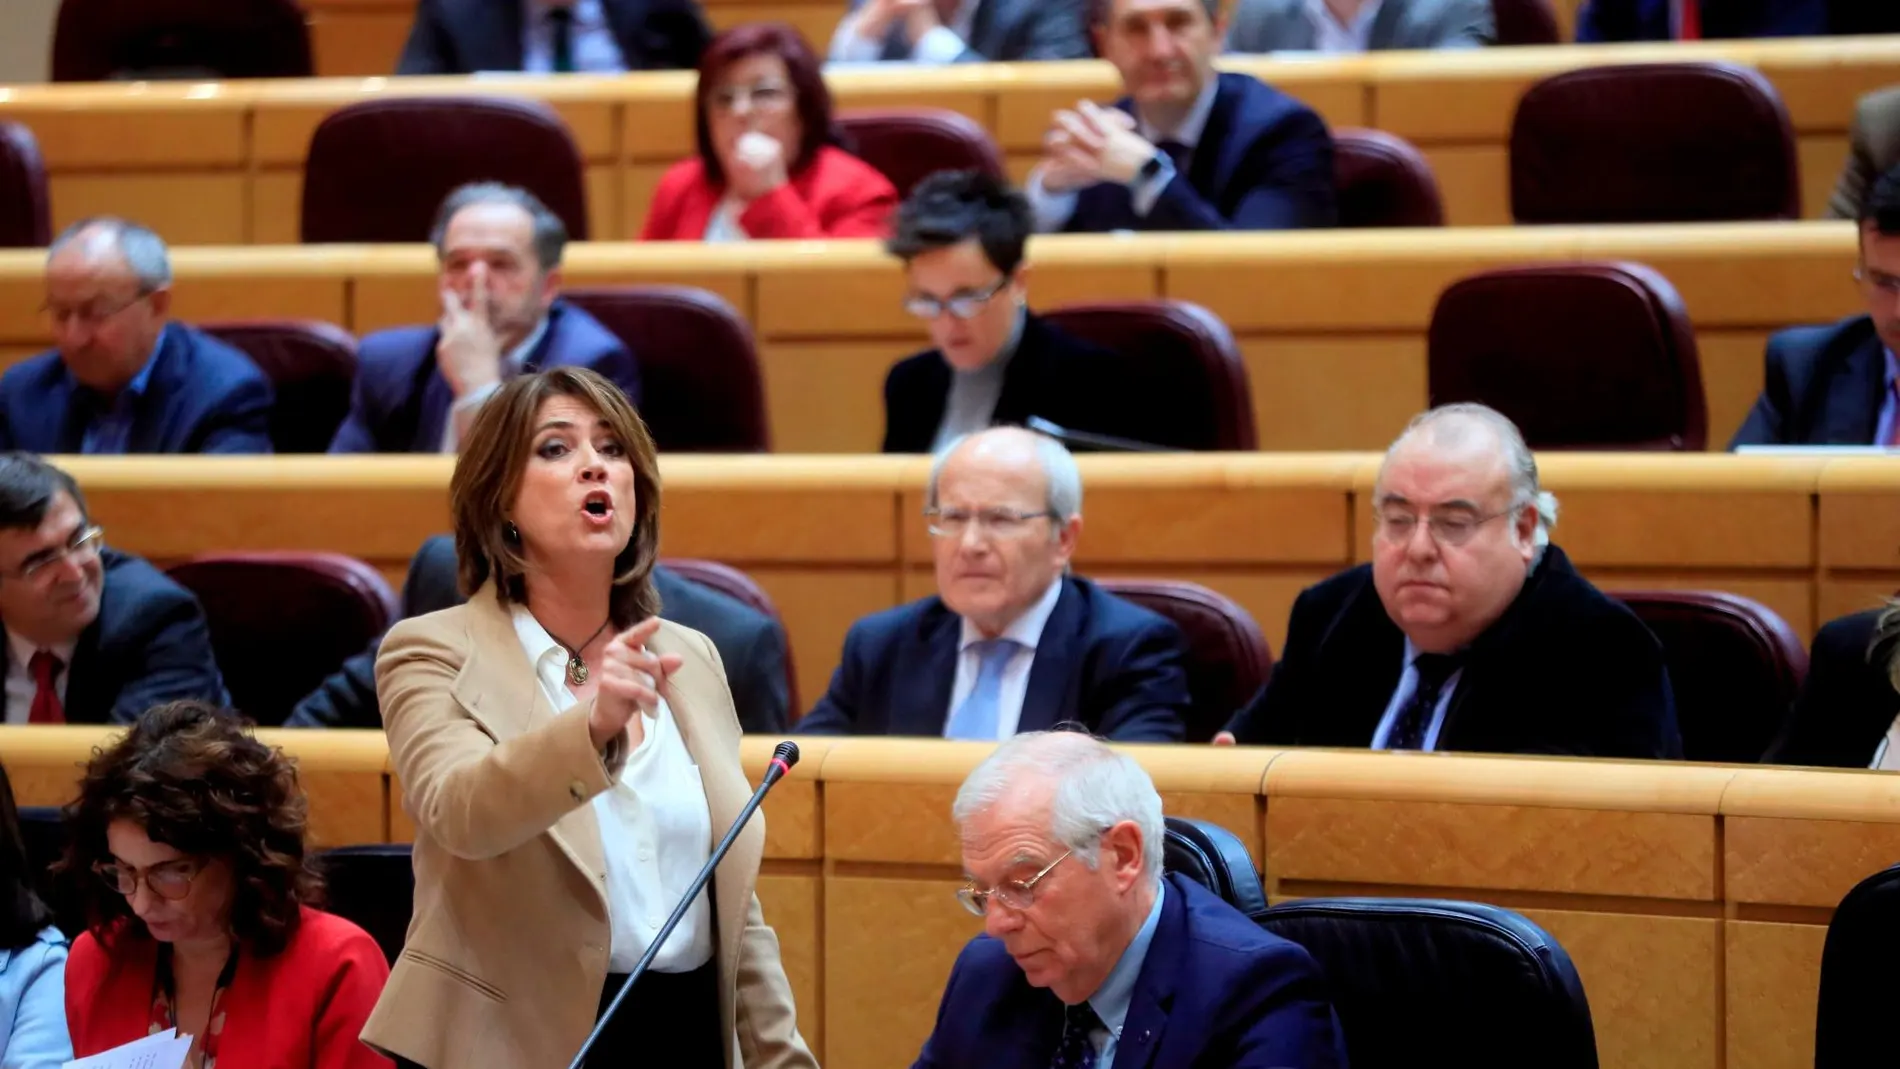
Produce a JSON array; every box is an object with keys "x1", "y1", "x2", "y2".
[{"x1": 566, "y1": 741, "x2": 801, "y2": 1069}]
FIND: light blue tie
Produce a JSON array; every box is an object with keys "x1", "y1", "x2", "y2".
[{"x1": 945, "y1": 638, "x2": 1021, "y2": 740}]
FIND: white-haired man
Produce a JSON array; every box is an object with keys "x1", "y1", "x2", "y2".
[
  {"x1": 914, "y1": 730, "x2": 1346, "y2": 1068},
  {"x1": 1218, "y1": 403, "x2": 1681, "y2": 758}
]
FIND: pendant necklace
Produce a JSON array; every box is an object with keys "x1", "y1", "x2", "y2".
[{"x1": 546, "y1": 618, "x2": 613, "y2": 685}]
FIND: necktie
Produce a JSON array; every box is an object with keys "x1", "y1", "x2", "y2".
[
  {"x1": 27, "y1": 650, "x2": 64, "y2": 725},
  {"x1": 1050, "y1": 1001, "x2": 1103, "y2": 1069},
  {"x1": 1674, "y1": 0, "x2": 1700, "y2": 39},
  {"x1": 944, "y1": 638, "x2": 1019, "y2": 740},
  {"x1": 1386, "y1": 652, "x2": 1462, "y2": 751},
  {"x1": 548, "y1": 7, "x2": 576, "y2": 73},
  {"x1": 1886, "y1": 378, "x2": 1900, "y2": 446},
  {"x1": 1157, "y1": 139, "x2": 1191, "y2": 174}
]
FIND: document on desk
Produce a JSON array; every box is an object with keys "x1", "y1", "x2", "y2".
[{"x1": 61, "y1": 1028, "x2": 194, "y2": 1069}]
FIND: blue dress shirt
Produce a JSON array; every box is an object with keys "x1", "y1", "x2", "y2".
[
  {"x1": 79, "y1": 337, "x2": 162, "y2": 455},
  {"x1": 1369, "y1": 638, "x2": 1466, "y2": 751},
  {"x1": 519, "y1": 0, "x2": 626, "y2": 73},
  {"x1": 1081, "y1": 882, "x2": 1167, "y2": 1068}
]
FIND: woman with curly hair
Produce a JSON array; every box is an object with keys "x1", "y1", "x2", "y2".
[{"x1": 58, "y1": 701, "x2": 391, "y2": 1068}]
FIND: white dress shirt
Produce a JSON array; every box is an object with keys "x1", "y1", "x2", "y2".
[
  {"x1": 830, "y1": 0, "x2": 979, "y2": 65},
  {"x1": 1025, "y1": 75, "x2": 1222, "y2": 232},
  {"x1": 1874, "y1": 715, "x2": 1900, "y2": 771},
  {"x1": 513, "y1": 608, "x2": 715, "y2": 973},
  {"x1": 4, "y1": 631, "x2": 76, "y2": 725},
  {"x1": 942, "y1": 577, "x2": 1065, "y2": 739},
  {"x1": 1304, "y1": 0, "x2": 1385, "y2": 52},
  {"x1": 441, "y1": 315, "x2": 551, "y2": 454},
  {"x1": 518, "y1": 0, "x2": 628, "y2": 73}
]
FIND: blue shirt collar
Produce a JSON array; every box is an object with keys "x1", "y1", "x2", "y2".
[
  {"x1": 1086, "y1": 880, "x2": 1166, "y2": 1038},
  {"x1": 1885, "y1": 346, "x2": 1897, "y2": 385}
]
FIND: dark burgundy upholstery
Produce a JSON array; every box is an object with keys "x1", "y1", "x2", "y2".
[
  {"x1": 1094, "y1": 579, "x2": 1271, "y2": 743},
  {"x1": 167, "y1": 553, "x2": 399, "y2": 727},
  {"x1": 834, "y1": 108, "x2": 1004, "y2": 200},
  {"x1": 1333, "y1": 128, "x2": 1445, "y2": 228},
  {"x1": 1039, "y1": 300, "x2": 1256, "y2": 451},
  {"x1": 660, "y1": 557, "x2": 798, "y2": 713},
  {"x1": 1428, "y1": 262, "x2": 1708, "y2": 450},
  {"x1": 1610, "y1": 590, "x2": 1808, "y2": 765},
  {"x1": 0, "y1": 123, "x2": 50, "y2": 249},
  {"x1": 301, "y1": 97, "x2": 589, "y2": 244},
  {"x1": 1510, "y1": 62, "x2": 1799, "y2": 224},
  {"x1": 200, "y1": 319, "x2": 358, "y2": 453},
  {"x1": 1491, "y1": 0, "x2": 1563, "y2": 44},
  {"x1": 562, "y1": 286, "x2": 769, "y2": 452},
  {"x1": 52, "y1": 0, "x2": 312, "y2": 82}
]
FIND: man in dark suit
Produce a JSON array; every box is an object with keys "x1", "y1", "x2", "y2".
[
  {"x1": 0, "y1": 453, "x2": 226, "y2": 725},
  {"x1": 1731, "y1": 164, "x2": 1900, "y2": 448},
  {"x1": 914, "y1": 731, "x2": 1346, "y2": 1069},
  {"x1": 286, "y1": 534, "x2": 792, "y2": 733},
  {"x1": 0, "y1": 218, "x2": 273, "y2": 455},
  {"x1": 1575, "y1": 0, "x2": 1825, "y2": 40},
  {"x1": 1218, "y1": 403, "x2": 1681, "y2": 758},
  {"x1": 329, "y1": 183, "x2": 641, "y2": 454},
  {"x1": 1026, "y1": 0, "x2": 1336, "y2": 233},
  {"x1": 799, "y1": 427, "x2": 1189, "y2": 741},
  {"x1": 828, "y1": 0, "x2": 1091, "y2": 64},
  {"x1": 1766, "y1": 606, "x2": 1900, "y2": 769},
  {"x1": 396, "y1": 0, "x2": 709, "y2": 75}
]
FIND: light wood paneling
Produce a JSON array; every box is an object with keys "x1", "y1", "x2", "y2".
[{"x1": 1726, "y1": 920, "x2": 1827, "y2": 1069}]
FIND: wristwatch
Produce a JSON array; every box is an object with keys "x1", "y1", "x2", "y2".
[{"x1": 1135, "y1": 149, "x2": 1169, "y2": 185}]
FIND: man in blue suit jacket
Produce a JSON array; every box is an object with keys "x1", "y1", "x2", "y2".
[
  {"x1": 1575, "y1": 0, "x2": 1825, "y2": 39},
  {"x1": 328, "y1": 183, "x2": 641, "y2": 453},
  {"x1": 797, "y1": 427, "x2": 1189, "y2": 741},
  {"x1": 914, "y1": 731, "x2": 1346, "y2": 1069},
  {"x1": 1025, "y1": 0, "x2": 1335, "y2": 233},
  {"x1": 0, "y1": 218, "x2": 272, "y2": 455}
]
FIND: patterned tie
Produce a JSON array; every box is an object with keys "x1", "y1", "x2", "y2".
[
  {"x1": 548, "y1": 7, "x2": 576, "y2": 73},
  {"x1": 1386, "y1": 652, "x2": 1462, "y2": 752},
  {"x1": 1050, "y1": 1000, "x2": 1103, "y2": 1069},
  {"x1": 27, "y1": 651, "x2": 64, "y2": 725},
  {"x1": 944, "y1": 638, "x2": 1019, "y2": 740}
]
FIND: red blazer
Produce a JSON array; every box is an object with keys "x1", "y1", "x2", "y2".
[
  {"x1": 640, "y1": 145, "x2": 898, "y2": 241},
  {"x1": 66, "y1": 906, "x2": 393, "y2": 1069}
]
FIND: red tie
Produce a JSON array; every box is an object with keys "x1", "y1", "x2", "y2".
[
  {"x1": 27, "y1": 651, "x2": 64, "y2": 725},
  {"x1": 1675, "y1": 0, "x2": 1701, "y2": 39}
]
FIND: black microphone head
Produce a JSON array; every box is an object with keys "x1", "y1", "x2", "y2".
[{"x1": 772, "y1": 741, "x2": 800, "y2": 769}]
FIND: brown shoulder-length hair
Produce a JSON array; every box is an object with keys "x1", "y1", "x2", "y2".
[
  {"x1": 694, "y1": 22, "x2": 839, "y2": 189},
  {"x1": 56, "y1": 701, "x2": 322, "y2": 956},
  {"x1": 451, "y1": 366, "x2": 662, "y2": 628}
]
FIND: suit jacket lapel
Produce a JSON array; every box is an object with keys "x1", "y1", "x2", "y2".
[
  {"x1": 991, "y1": 316, "x2": 1052, "y2": 429},
  {"x1": 901, "y1": 608, "x2": 962, "y2": 735},
  {"x1": 125, "y1": 326, "x2": 182, "y2": 454},
  {"x1": 63, "y1": 619, "x2": 107, "y2": 724},
  {"x1": 1822, "y1": 332, "x2": 1888, "y2": 444},
  {"x1": 413, "y1": 366, "x2": 455, "y2": 453},
  {"x1": 1109, "y1": 880, "x2": 1185, "y2": 1069},
  {"x1": 1272, "y1": 0, "x2": 1319, "y2": 49},
  {"x1": 1318, "y1": 582, "x2": 1405, "y2": 745},
  {"x1": 1188, "y1": 75, "x2": 1239, "y2": 196},
  {"x1": 493, "y1": 0, "x2": 528, "y2": 71},
  {"x1": 1366, "y1": 0, "x2": 1408, "y2": 47},
  {"x1": 1018, "y1": 579, "x2": 1079, "y2": 732},
  {"x1": 601, "y1": 0, "x2": 652, "y2": 70}
]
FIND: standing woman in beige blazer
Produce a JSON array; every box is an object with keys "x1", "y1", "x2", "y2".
[{"x1": 361, "y1": 366, "x2": 815, "y2": 1069}]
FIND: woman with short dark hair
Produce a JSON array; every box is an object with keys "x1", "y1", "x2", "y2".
[{"x1": 0, "y1": 758, "x2": 69, "y2": 1069}]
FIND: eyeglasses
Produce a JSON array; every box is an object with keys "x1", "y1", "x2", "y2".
[
  {"x1": 95, "y1": 857, "x2": 204, "y2": 902},
  {"x1": 3, "y1": 525, "x2": 104, "y2": 583},
  {"x1": 1374, "y1": 507, "x2": 1516, "y2": 548},
  {"x1": 956, "y1": 849, "x2": 1072, "y2": 917},
  {"x1": 903, "y1": 276, "x2": 1011, "y2": 321},
  {"x1": 709, "y1": 81, "x2": 793, "y2": 113},
  {"x1": 1854, "y1": 267, "x2": 1900, "y2": 297},
  {"x1": 39, "y1": 291, "x2": 152, "y2": 331},
  {"x1": 925, "y1": 507, "x2": 1057, "y2": 540}
]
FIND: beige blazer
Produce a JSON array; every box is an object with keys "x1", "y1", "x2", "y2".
[
  {"x1": 1828, "y1": 85, "x2": 1900, "y2": 219},
  {"x1": 360, "y1": 584, "x2": 816, "y2": 1069}
]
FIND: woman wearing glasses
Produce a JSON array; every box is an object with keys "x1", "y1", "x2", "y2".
[
  {"x1": 640, "y1": 22, "x2": 898, "y2": 241},
  {"x1": 57, "y1": 701, "x2": 392, "y2": 1068}
]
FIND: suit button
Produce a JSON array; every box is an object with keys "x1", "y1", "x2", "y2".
[{"x1": 569, "y1": 780, "x2": 587, "y2": 802}]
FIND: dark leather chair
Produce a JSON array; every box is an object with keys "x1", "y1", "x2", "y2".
[
  {"x1": 52, "y1": 0, "x2": 313, "y2": 82},
  {"x1": 562, "y1": 286, "x2": 769, "y2": 452},
  {"x1": 1161, "y1": 816, "x2": 1267, "y2": 918},
  {"x1": 1428, "y1": 262, "x2": 1708, "y2": 450},
  {"x1": 319, "y1": 844, "x2": 415, "y2": 966},
  {"x1": 1333, "y1": 128, "x2": 1445, "y2": 228},
  {"x1": 1610, "y1": 590, "x2": 1806, "y2": 764},
  {"x1": 15, "y1": 806, "x2": 82, "y2": 938},
  {"x1": 301, "y1": 97, "x2": 589, "y2": 244},
  {"x1": 1816, "y1": 862, "x2": 1900, "y2": 1068},
  {"x1": 1491, "y1": 0, "x2": 1563, "y2": 43},
  {"x1": 1510, "y1": 62, "x2": 1799, "y2": 224},
  {"x1": 200, "y1": 319, "x2": 358, "y2": 454},
  {"x1": 659, "y1": 557, "x2": 799, "y2": 713},
  {"x1": 835, "y1": 108, "x2": 1004, "y2": 200},
  {"x1": 0, "y1": 123, "x2": 51, "y2": 249},
  {"x1": 1040, "y1": 300, "x2": 1256, "y2": 451},
  {"x1": 1259, "y1": 898, "x2": 1598, "y2": 1069},
  {"x1": 167, "y1": 553, "x2": 400, "y2": 727},
  {"x1": 1094, "y1": 579, "x2": 1271, "y2": 743}
]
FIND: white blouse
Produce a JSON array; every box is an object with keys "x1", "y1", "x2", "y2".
[
  {"x1": 704, "y1": 197, "x2": 750, "y2": 243},
  {"x1": 513, "y1": 608, "x2": 715, "y2": 974}
]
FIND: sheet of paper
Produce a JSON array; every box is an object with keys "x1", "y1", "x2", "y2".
[{"x1": 61, "y1": 1028, "x2": 194, "y2": 1069}]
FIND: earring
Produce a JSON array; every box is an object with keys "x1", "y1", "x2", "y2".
[{"x1": 503, "y1": 521, "x2": 520, "y2": 545}]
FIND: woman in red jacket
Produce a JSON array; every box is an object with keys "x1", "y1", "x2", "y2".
[
  {"x1": 58, "y1": 701, "x2": 391, "y2": 1069},
  {"x1": 641, "y1": 22, "x2": 898, "y2": 242}
]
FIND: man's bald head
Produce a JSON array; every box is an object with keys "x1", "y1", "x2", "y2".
[
  {"x1": 926, "y1": 427, "x2": 1083, "y2": 637},
  {"x1": 1378, "y1": 404, "x2": 1554, "y2": 546},
  {"x1": 42, "y1": 218, "x2": 174, "y2": 395}
]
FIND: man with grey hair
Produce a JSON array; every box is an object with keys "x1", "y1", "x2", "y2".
[
  {"x1": 328, "y1": 182, "x2": 640, "y2": 453},
  {"x1": 797, "y1": 426, "x2": 1188, "y2": 740},
  {"x1": 1218, "y1": 403, "x2": 1681, "y2": 758},
  {"x1": 914, "y1": 730, "x2": 1346, "y2": 1068},
  {"x1": 0, "y1": 217, "x2": 272, "y2": 454}
]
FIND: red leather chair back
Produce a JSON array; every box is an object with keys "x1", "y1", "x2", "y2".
[
  {"x1": 52, "y1": 0, "x2": 312, "y2": 81},
  {"x1": 200, "y1": 319, "x2": 358, "y2": 453},
  {"x1": 0, "y1": 123, "x2": 50, "y2": 249},
  {"x1": 1333, "y1": 128, "x2": 1445, "y2": 228},
  {"x1": 1491, "y1": 0, "x2": 1562, "y2": 43},
  {"x1": 1609, "y1": 590, "x2": 1808, "y2": 764},
  {"x1": 660, "y1": 557, "x2": 798, "y2": 713},
  {"x1": 1428, "y1": 262, "x2": 1708, "y2": 450},
  {"x1": 834, "y1": 109, "x2": 1004, "y2": 200},
  {"x1": 1510, "y1": 62, "x2": 1799, "y2": 223},
  {"x1": 1094, "y1": 579, "x2": 1272, "y2": 743},
  {"x1": 1039, "y1": 300, "x2": 1257, "y2": 451},
  {"x1": 167, "y1": 553, "x2": 399, "y2": 727},
  {"x1": 561, "y1": 286, "x2": 769, "y2": 452},
  {"x1": 301, "y1": 97, "x2": 589, "y2": 244}
]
